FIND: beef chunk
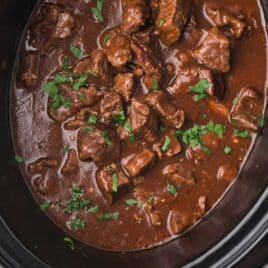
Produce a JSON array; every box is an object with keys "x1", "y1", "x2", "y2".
[
  {"x1": 144, "y1": 91, "x2": 185, "y2": 129},
  {"x1": 77, "y1": 125, "x2": 120, "y2": 164},
  {"x1": 32, "y1": 176, "x2": 59, "y2": 196},
  {"x1": 114, "y1": 73, "x2": 134, "y2": 102},
  {"x1": 121, "y1": 0, "x2": 150, "y2": 34},
  {"x1": 205, "y1": 3, "x2": 248, "y2": 39},
  {"x1": 208, "y1": 100, "x2": 229, "y2": 118},
  {"x1": 163, "y1": 162, "x2": 196, "y2": 186},
  {"x1": 167, "y1": 65, "x2": 226, "y2": 99},
  {"x1": 129, "y1": 99, "x2": 158, "y2": 142},
  {"x1": 96, "y1": 164, "x2": 131, "y2": 205},
  {"x1": 124, "y1": 149, "x2": 155, "y2": 177},
  {"x1": 73, "y1": 49, "x2": 112, "y2": 87},
  {"x1": 28, "y1": 158, "x2": 58, "y2": 174},
  {"x1": 100, "y1": 91, "x2": 123, "y2": 122},
  {"x1": 61, "y1": 149, "x2": 79, "y2": 175},
  {"x1": 48, "y1": 84, "x2": 101, "y2": 122},
  {"x1": 230, "y1": 87, "x2": 263, "y2": 131},
  {"x1": 29, "y1": 4, "x2": 75, "y2": 47},
  {"x1": 193, "y1": 28, "x2": 231, "y2": 73},
  {"x1": 20, "y1": 53, "x2": 39, "y2": 87},
  {"x1": 155, "y1": 0, "x2": 190, "y2": 46},
  {"x1": 217, "y1": 164, "x2": 238, "y2": 182}
]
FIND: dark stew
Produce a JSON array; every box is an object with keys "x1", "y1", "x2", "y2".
[{"x1": 11, "y1": 0, "x2": 266, "y2": 251}]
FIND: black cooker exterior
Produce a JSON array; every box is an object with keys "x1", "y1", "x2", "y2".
[{"x1": 0, "y1": 1, "x2": 267, "y2": 267}]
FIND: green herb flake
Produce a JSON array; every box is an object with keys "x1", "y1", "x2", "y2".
[
  {"x1": 233, "y1": 96, "x2": 239, "y2": 105},
  {"x1": 206, "y1": 121, "x2": 225, "y2": 138},
  {"x1": 258, "y1": 115, "x2": 264, "y2": 129},
  {"x1": 103, "y1": 34, "x2": 112, "y2": 43},
  {"x1": 224, "y1": 146, "x2": 232, "y2": 154},
  {"x1": 63, "y1": 145, "x2": 70, "y2": 154},
  {"x1": 70, "y1": 45, "x2": 84, "y2": 59},
  {"x1": 190, "y1": 79, "x2": 209, "y2": 102},
  {"x1": 112, "y1": 173, "x2": 118, "y2": 193},
  {"x1": 100, "y1": 131, "x2": 113, "y2": 146},
  {"x1": 15, "y1": 155, "x2": 25, "y2": 163},
  {"x1": 72, "y1": 74, "x2": 88, "y2": 90},
  {"x1": 124, "y1": 121, "x2": 136, "y2": 142},
  {"x1": 62, "y1": 57, "x2": 69, "y2": 72},
  {"x1": 64, "y1": 237, "x2": 74, "y2": 250},
  {"x1": 40, "y1": 201, "x2": 51, "y2": 211},
  {"x1": 88, "y1": 114, "x2": 98, "y2": 124},
  {"x1": 161, "y1": 136, "x2": 171, "y2": 152},
  {"x1": 159, "y1": 19, "x2": 166, "y2": 27},
  {"x1": 234, "y1": 129, "x2": 251, "y2": 138},
  {"x1": 152, "y1": 79, "x2": 159, "y2": 92},
  {"x1": 97, "y1": 212, "x2": 119, "y2": 221},
  {"x1": 88, "y1": 70, "x2": 98, "y2": 77},
  {"x1": 91, "y1": 0, "x2": 104, "y2": 22},
  {"x1": 112, "y1": 111, "x2": 126, "y2": 125},
  {"x1": 70, "y1": 217, "x2": 85, "y2": 230},
  {"x1": 168, "y1": 183, "x2": 177, "y2": 196},
  {"x1": 147, "y1": 196, "x2": 154, "y2": 204},
  {"x1": 54, "y1": 74, "x2": 70, "y2": 84},
  {"x1": 125, "y1": 199, "x2": 143, "y2": 207},
  {"x1": 88, "y1": 205, "x2": 99, "y2": 214},
  {"x1": 79, "y1": 93, "x2": 86, "y2": 102},
  {"x1": 83, "y1": 126, "x2": 95, "y2": 133}
]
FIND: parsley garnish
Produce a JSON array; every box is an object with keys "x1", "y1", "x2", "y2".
[
  {"x1": 103, "y1": 34, "x2": 112, "y2": 43},
  {"x1": 63, "y1": 145, "x2": 70, "y2": 154},
  {"x1": 70, "y1": 45, "x2": 84, "y2": 59},
  {"x1": 88, "y1": 70, "x2": 98, "y2": 77},
  {"x1": 15, "y1": 155, "x2": 25, "y2": 163},
  {"x1": 112, "y1": 111, "x2": 126, "y2": 125},
  {"x1": 79, "y1": 93, "x2": 86, "y2": 102},
  {"x1": 40, "y1": 202, "x2": 51, "y2": 211},
  {"x1": 147, "y1": 196, "x2": 154, "y2": 204},
  {"x1": 224, "y1": 146, "x2": 232, "y2": 154},
  {"x1": 161, "y1": 136, "x2": 171, "y2": 152},
  {"x1": 112, "y1": 173, "x2": 118, "y2": 192},
  {"x1": 168, "y1": 183, "x2": 177, "y2": 196},
  {"x1": 233, "y1": 95, "x2": 239, "y2": 105},
  {"x1": 91, "y1": 0, "x2": 104, "y2": 22},
  {"x1": 88, "y1": 205, "x2": 99, "y2": 214},
  {"x1": 83, "y1": 126, "x2": 95, "y2": 133},
  {"x1": 70, "y1": 217, "x2": 85, "y2": 230},
  {"x1": 159, "y1": 19, "x2": 166, "y2": 27},
  {"x1": 124, "y1": 121, "x2": 136, "y2": 142},
  {"x1": 234, "y1": 129, "x2": 251, "y2": 138},
  {"x1": 258, "y1": 115, "x2": 264, "y2": 129},
  {"x1": 125, "y1": 199, "x2": 143, "y2": 207},
  {"x1": 152, "y1": 79, "x2": 159, "y2": 92},
  {"x1": 190, "y1": 79, "x2": 209, "y2": 102},
  {"x1": 88, "y1": 114, "x2": 98, "y2": 124},
  {"x1": 64, "y1": 237, "x2": 74, "y2": 250},
  {"x1": 206, "y1": 121, "x2": 225, "y2": 138},
  {"x1": 97, "y1": 212, "x2": 119, "y2": 221},
  {"x1": 62, "y1": 57, "x2": 69, "y2": 72},
  {"x1": 72, "y1": 74, "x2": 88, "y2": 90},
  {"x1": 100, "y1": 131, "x2": 113, "y2": 146}
]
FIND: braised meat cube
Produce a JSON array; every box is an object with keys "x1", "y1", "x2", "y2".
[
  {"x1": 129, "y1": 99, "x2": 158, "y2": 142},
  {"x1": 101, "y1": 28, "x2": 132, "y2": 68},
  {"x1": 28, "y1": 158, "x2": 58, "y2": 174},
  {"x1": 73, "y1": 49, "x2": 112, "y2": 87},
  {"x1": 144, "y1": 91, "x2": 185, "y2": 129},
  {"x1": 155, "y1": 0, "x2": 190, "y2": 46},
  {"x1": 230, "y1": 87, "x2": 263, "y2": 131},
  {"x1": 193, "y1": 28, "x2": 231, "y2": 73},
  {"x1": 61, "y1": 149, "x2": 79, "y2": 175},
  {"x1": 20, "y1": 53, "x2": 39, "y2": 87},
  {"x1": 163, "y1": 162, "x2": 196, "y2": 186},
  {"x1": 124, "y1": 149, "x2": 155, "y2": 177},
  {"x1": 96, "y1": 164, "x2": 131, "y2": 205},
  {"x1": 167, "y1": 65, "x2": 226, "y2": 99},
  {"x1": 29, "y1": 4, "x2": 75, "y2": 47},
  {"x1": 217, "y1": 164, "x2": 238, "y2": 182},
  {"x1": 205, "y1": 2, "x2": 248, "y2": 39},
  {"x1": 100, "y1": 91, "x2": 123, "y2": 122},
  {"x1": 208, "y1": 100, "x2": 229, "y2": 118},
  {"x1": 121, "y1": 0, "x2": 150, "y2": 34},
  {"x1": 114, "y1": 73, "x2": 134, "y2": 102},
  {"x1": 32, "y1": 176, "x2": 59, "y2": 196},
  {"x1": 77, "y1": 125, "x2": 120, "y2": 164}
]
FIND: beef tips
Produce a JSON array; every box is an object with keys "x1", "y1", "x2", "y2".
[
  {"x1": 100, "y1": 91, "x2": 123, "y2": 122},
  {"x1": 77, "y1": 125, "x2": 120, "y2": 164},
  {"x1": 61, "y1": 149, "x2": 79, "y2": 175},
  {"x1": 32, "y1": 176, "x2": 59, "y2": 196},
  {"x1": 28, "y1": 158, "x2": 58, "y2": 174},
  {"x1": 20, "y1": 53, "x2": 39, "y2": 88},
  {"x1": 101, "y1": 28, "x2": 132, "y2": 68},
  {"x1": 205, "y1": 3, "x2": 248, "y2": 39},
  {"x1": 121, "y1": 0, "x2": 150, "y2": 34},
  {"x1": 124, "y1": 149, "x2": 155, "y2": 177},
  {"x1": 167, "y1": 65, "x2": 226, "y2": 99},
  {"x1": 96, "y1": 164, "x2": 131, "y2": 205},
  {"x1": 193, "y1": 28, "x2": 231, "y2": 73},
  {"x1": 129, "y1": 99, "x2": 158, "y2": 142},
  {"x1": 114, "y1": 73, "x2": 134, "y2": 102},
  {"x1": 29, "y1": 4, "x2": 75, "y2": 47},
  {"x1": 144, "y1": 91, "x2": 185, "y2": 129},
  {"x1": 217, "y1": 164, "x2": 238, "y2": 182},
  {"x1": 73, "y1": 49, "x2": 112, "y2": 87},
  {"x1": 163, "y1": 162, "x2": 196, "y2": 186},
  {"x1": 230, "y1": 87, "x2": 263, "y2": 131},
  {"x1": 208, "y1": 100, "x2": 229, "y2": 118},
  {"x1": 155, "y1": 0, "x2": 190, "y2": 46}
]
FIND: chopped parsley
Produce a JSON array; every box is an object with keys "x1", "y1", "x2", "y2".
[
  {"x1": 88, "y1": 205, "x2": 99, "y2": 214},
  {"x1": 70, "y1": 217, "x2": 85, "y2": 230},
  {"x1": 15, "y1": 155, "x2": 25, "y2": 163},
  {"x1": 88, "y1": 69, "x2": 98, "y2": 77},
  {"x1": 112, "y1": 173, "x2": 118, "y2": 192},
  {"x1": 103, "y1": 34, "x2": 112, "y2": 43},
  {"x1": 168, "y1": 183, "x2": 177, "y2": 196},
  {"x1": 79, "y1": 93, "x2": 86, "y2": 102},
  {"x1": 147, "y1": 196, "x2": 154, "y2": 204},
  {"x1": 70, "y1": 45, "x2": 84, "y2": 59},
  {"x1": 125, "y1": 199, "x2": 143, "y2": 207},
  {"x1": 190, "y1": 79, "x2": 209, "y2": 102},
  {"x1": 40, "y1": 201, "x2": 51, "y2": 211},
  {"x1": 97, "y1": 212, "x2": 119, "y2": 221},
  {"x1": 159, "y1": 19, "x2": 166, "y2": 27},
  {"x1": 258, "y1": 115, "x2": 264, "y2": 129},
  {"x1": 91, "y1": 0, "x2": 104, "y2": 22},
  {"x1": 112, "y1": 111, "x2": 126, "y2": 125},
  {"x1": 124, "y1": 121, "x2": 136, "y2": 142},
  {"x1": 152, "y1": 79, "x2": 159, "y2": 92},
  {"x1": 62, "y1": 57, "x2": 69, "y2": 72},
  {"x1": 224, "y1": 146, "x2": 232, "y2": 154},
  {"x1": 63, "y1": 145, "x2": 70, "y2": 154},
  {"x1": 161, "y1": 136, "x2": 171, "y2": 152},
  {"x1": 206, "y1": 121, "x2": 225, "y2": 138},
  {"x1": 234, "y1": 129, "x2": 251, "y2": 138},
  {"x1": 72, "y1": 74, "x2": 88, "y2": 90},
  {"x1": 233, "y1": 95, "x2": 239, "y2": 105},
  {"x1": 88, "y1": 114, "x2": 98, "y2": 124},
  {"x1": 64, "y1": 237, "x2": 74, "y2": 250},
  {"x1": 83, "y1": 125, "x2": 95, "y2": 133},
  {"x1": 100, "y1": 131, "x2": 113, "y2": 146}
]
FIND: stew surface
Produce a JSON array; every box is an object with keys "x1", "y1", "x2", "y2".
[{"x1": 11, "y1": 0, "x2": 266, "y2": 251}]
